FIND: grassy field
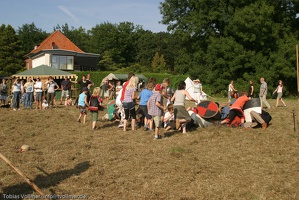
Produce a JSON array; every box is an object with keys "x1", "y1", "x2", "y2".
[{"x1": 0, "y1": 98, "x2": 298, "y2": 200}]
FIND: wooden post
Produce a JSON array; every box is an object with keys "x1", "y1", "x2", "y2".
[
  {"x1": 296, "y1": 44, "x2": 299, "y2": 130},
  {"x1": 0, "y1": 153, "x2": 45, "y2": 196}
]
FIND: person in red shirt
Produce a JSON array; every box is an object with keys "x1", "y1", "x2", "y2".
[{"x1": 220, "y1": 91, "x2": 250, "y2": 126}]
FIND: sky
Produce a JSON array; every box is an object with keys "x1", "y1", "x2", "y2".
[{"x1": 0, "y1": 0, "x2": 168, "y2": 33}]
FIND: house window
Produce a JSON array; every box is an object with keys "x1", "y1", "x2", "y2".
[
  {"x1": 67, "y1": 56, "x2": 73, "y2": 70},
  {"x1": 51, "y1": 55, "x2": 74, "y2": 70},
  {"x1": 60, "y1": 56, "x2": 67, "y2": 70}
]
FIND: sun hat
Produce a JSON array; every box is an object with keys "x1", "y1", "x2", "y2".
[{"x1": 193, "y1": 79, "x2": 200, "y2": 82}]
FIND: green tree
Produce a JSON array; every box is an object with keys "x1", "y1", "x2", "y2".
[
  {"x1": 134, "y1": 30, "x2": 156, "y2": 70},
  {"x1": 54, "y1": 23, "x2": 90, "y2": 52},
  {"x1": 160, "y1": 0, "x2": 299, "y2": 94},
  {"x1": 0, "y1": 24, "x2": 25, "y2": 76},
  {"x1": 17, "y1": 23, "x2": 49, "y2": 54},
  {"x1": 98, "y1": 51, "x2": 117, "y2": 71},
  {"x1": 151, "y1": 52, "x2": 166, "y2": 72},
  {"x1": 89, "y1": 22, "x2": 144, "y2": 69}
]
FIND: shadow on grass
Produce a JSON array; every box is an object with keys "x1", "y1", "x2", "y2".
[
  {"x1": 163, "y1": 130, "x2": 178, "y2": 138},
  {"x1": 100, "y1": 121, "x2": 120, "y2": 128},
  {"x1": 1, "y1": 161, "x2": 90, "y2": 197}
]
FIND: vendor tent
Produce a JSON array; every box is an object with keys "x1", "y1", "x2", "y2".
[
  {"x1": 184, "y1": 77, "x2": 207, "y2": 101},
  {"x1": 11, "y1": 65, "x2": 79, "y2": 98},
  {"x1": 102, "y1": 73, "x2": 147, "y2": 83},
  {"x1": 11, "y1": 65, "x2": 77, "y2": 80}
]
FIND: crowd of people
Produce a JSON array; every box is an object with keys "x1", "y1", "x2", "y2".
[
  {"x1": 221, "y1": 77, "x2": 288, "y2": 130},
  {"x1": 72, "y1": 73, "x2": 199, "y2": 139},
  {"x1": 0, "y1": 74, "x2": 284, "y2": 139},
  {"x1": 7, "y1": 76, "x2": 72, "y2": 111},
  {"x1": 74, "y1": 73, "x2": 277, "y2": 139},
  {"x1": 227, "y1": 77, "x2": 287, "y2": 108}
]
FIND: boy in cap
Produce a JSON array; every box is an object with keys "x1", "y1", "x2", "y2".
[
  {"x1": 77, "y1": 87, "x2": 89, "y2": 123},
  {"x1": 147, "y1": 84, "x2": 166, "y2": 139}
]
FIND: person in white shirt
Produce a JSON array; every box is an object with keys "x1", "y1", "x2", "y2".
[
  {"x1": 34, "y1": 77, "x2": 43, "y2": 109},
  {"x1": 45, "y1": 76, "x2": 59, "y2": 108},
  {"x1": 163, "y1": 104, "x2": 175, "y2": 131},
  {"x1": 115, "y1": 81, "x2": 123, "y2": 96},
  {"x1": 272, "y1": 80, "x2": 286, "y2": 107},
  {"x1": 193, "y1": 79, "x2": 202, "y2": 105}
]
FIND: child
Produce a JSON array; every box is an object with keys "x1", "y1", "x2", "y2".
[
  {"x1": 147, "y1": 84, "x2": 166, "y2": 139},
  {"x1": 64, "y1": 95, "x2": 73, "y2": 106},
  {"x1": 77, "y1": 87, "x2": 89, "y2": 124},
  {"x1": 42, "y1": 99, "x2": 49, "y2": 109},
  {"x1": 88, "y1": 87, "x2": 101, "y2": 130},
  {"x1": 164, "y1": 104, "x2": 175, "y2": 131},
  {"x1": 112, "y1": 104, "x2": 121, "y2": 121}
]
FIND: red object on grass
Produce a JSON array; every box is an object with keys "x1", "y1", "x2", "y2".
[{"x1": 196, "y1": 101, "x2": 219, "y2": 118}]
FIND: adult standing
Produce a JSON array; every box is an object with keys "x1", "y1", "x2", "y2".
[
  {"x1": 23, "y1": 77, "x2": 35, "y2": 109},
  {"x1": 46, "y1": 76, "x2": 59, "y2": 108},
  {"x1": 34, "y1": 77, "x2": 43, "y2": 109},
  {"x1": 60, "y1": 76, "x2": 71, "y2": 105},
  {"x1": 20, "y1": 80, "x2": 25, "y2": 107},
  {"x1": 272, "y1": 80, "x2": 286, "y2": 107},
  {"x1": 85, "y1": 74, "x2": 94, "y2": 91},
  {"x1": 248, "y1": 80, "x2": 254, "y2": 98},
  {"x1": 100, "y1": 79, "x2": 114, "y2": 105},
  {"x1": 12, "y1": 79, "x2": 22, "y2": 111},
  {"x1": 228, "y1": 80, "x2": 237, "y2": 103},
  {"x1": 0, "y1": 78, "x2": 8, "y2": 106},
  {"x1": 79, "y1": 75, "x2": 93, "y2": 101},
  {"x1": 171, "y1": 81, "x2": 196, "y2": 134},
  {"x1": 259, "y1": 77, "x2": 271, "y2": 109},
  {"x1": 193, "y1": 79, "x2": 202, "y2": 105}
]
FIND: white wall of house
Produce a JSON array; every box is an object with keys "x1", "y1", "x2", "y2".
[{"x1": 32, "y1": 54, "x2": 51, "y2": 68}]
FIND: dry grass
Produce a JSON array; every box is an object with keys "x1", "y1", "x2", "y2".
[{"x1": 0, "y1": 98, "x2": 298, "y2": 200}]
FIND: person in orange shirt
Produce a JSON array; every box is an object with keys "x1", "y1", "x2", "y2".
[{"x1": 220, "y1": 91, "x2": 250, "y2": 126}]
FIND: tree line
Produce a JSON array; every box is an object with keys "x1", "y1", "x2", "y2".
[{"x1": 0, "y1": 0, "x2": 298, "y2": 95}]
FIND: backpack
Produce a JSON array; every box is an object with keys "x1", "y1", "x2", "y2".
[{"x1": 88, "y1": 96, "x2": 100, "y2": 111}]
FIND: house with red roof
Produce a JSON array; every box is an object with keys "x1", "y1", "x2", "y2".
[{"x1": 25, "y1": 30, "x2": 99, "y2": 71}]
